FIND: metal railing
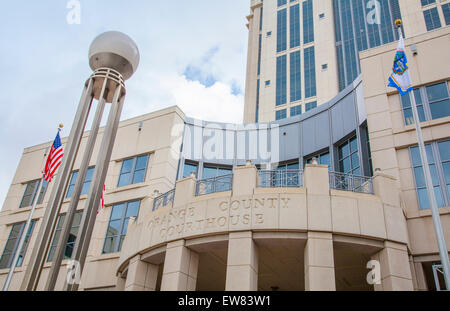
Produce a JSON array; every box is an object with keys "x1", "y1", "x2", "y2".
[
  {"x1": 329, "y1": 171, "x2": 374, "y2": 194},
  {"x1": 152, "y1": 188, "x2": 175, "y2": 211},
  {"x1": 258, "y1": 170, "x2": 304, "y2": 188},
  {"x1": 195, "y1": 174, "x2": 233, "y2": 196}
]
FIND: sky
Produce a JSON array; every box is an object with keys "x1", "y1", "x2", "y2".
[{"x1": 0, "y1": 1, "x2": 250, "y2": 208}]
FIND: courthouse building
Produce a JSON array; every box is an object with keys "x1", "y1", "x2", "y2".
[{"x1": 0, "y1": 0, "x2": 449, "y2": 291}]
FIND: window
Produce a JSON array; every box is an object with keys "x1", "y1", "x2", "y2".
[
  {"x1": 277, "y1": 9, "x2": 287, "y2": 52},
  {"x1": 103, "y1": 200, "x2": 140, "y2": 254},
  {"x1": 306, "y1": 101, "x2": 317, "y2": 112},
  {"x1": 401, "y1": 82, "x2": 450, "y2": 126},
  {"x1": 304, "y1": 47, "x2": 316, "y2": 98},
  {"x1": 321, "y1": 64, "x2": 328, "y2": 70},
  {"x1": 290, "y1": 4, "x2": 300, "y2": 48},
  {"x1": 19, "y1": 179, "x2": 48, "y2": 208},
  {"x1": 306, "y1": 151, "x2": 331, "y2": 169},
  {"x1": 257, "y1": 34, "x2": 262, "y2": 75},
  {"x1": 47, "y1": 211, "x2": 82, "y2": 262},
  {"x1": 256, "y1": 79, "x2": 260, "y2": 123},
  {"x1": 267, "y1": 31, "x2": 272, "y2": 37},
  {"x1": 409, "y1": 140, "x2": 450, "y2": 210},
  {"x1": 421, "y1": 0, "x2": 436, "y2": 6},
  {"x1": 0, "y1": 221, "x2": 35, "y2": 269},
  {"x1": 202, "y1": 165, "x2": 232, "y2": 179},
  {"x1": 278, "y1": 0, "x2": 287, "y2": 7},
  {"x1": 290, "y1": 105, "x2": 302, "y2": 117},
  {"x1": 117, "y1": 154, "x2": 149, "y2": 187},
  {"x1": 276, "y1": 55, "x2": 287, "y2": 106},
  {"x1": 290, "y1": 51, "x2": 302, "y2": 102},
  {"x1": 319, "y1": 13, "x2": 325, "y2": 19},
  {"x1": 401, "y1": 89, "x2": 426, "y2": 125},
  {"x1": 338, "y1": 136, "x2": 360, "y2": 175},
  {"x1": 183, "y1": 162, "x2": 198, "y2": 178},
  {"x1": 276, "y1": 109, "x2": 287, "y2": 120},
  {"x1": 426, "y1": 83, "x2": 450, "y2": 120},
  {"x1": 424, "y1": 7, "x2": 441, "y2": 31},
  {"x1": 66, "y1": 167, "x2": 95, "y2": 198},
  {"x1": 303, "y1": 0, "x2": 314, "y2": 44},
  {"x1": 443, "y1": 3, "x2": 450, "y2": 25}
]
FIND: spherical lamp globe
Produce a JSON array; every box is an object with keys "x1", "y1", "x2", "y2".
[{"x1": 88, "y1": 31, "x2": 140, "y2": 80}]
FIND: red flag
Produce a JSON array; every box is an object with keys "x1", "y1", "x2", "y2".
[{"x1": 97, "y1": 184, "x2": 105, "y2": 214}]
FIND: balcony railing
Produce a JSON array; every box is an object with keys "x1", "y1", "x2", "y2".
[
  {"x1": 152, "y1": 188, "x2": 175, "y2": 211},
  {"x1": 258, "y1": 170, "x2": 304, "y2": 188},
  {"x1": 329, "y1": 171, "x2": 374, "y2": 194},
  {"x1": 195, "y1": 174, "x2": 233, "y2": 196}
]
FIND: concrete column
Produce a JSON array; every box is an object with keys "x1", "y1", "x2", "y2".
[
  {"x1": 232, "y1": 164, "x2": 257, "y2": 197},
  {"x1": 303, "y1": 164, "x2": 330, "y2": 195},
  {"x1": 125, "y1": 255, "x2": 159, "y2": 291},
  {"x1": 225, "y1": 231, "x2": 258, "y2": 291},
  {"x1": 304, "y1": 232, "x2": 336, "y2": 291},
  {"x1": 304, "y1": 164, "x2": 332, "y2": 232},
  {"x1": 372, "y1": 172, "x2": 400, "y2": 207},
  {"x1": 115, "y1": 275, "x2": 126, "y2": 291},
  {"x1": 161, "y1": 240, "x2": 199, "y2": 291},
  {"x1": 371, "y1": 241, "x2": 414, "y2": 291},
  {"x1": 173, "y1": 176, "x2": 196, "y2": 208}
]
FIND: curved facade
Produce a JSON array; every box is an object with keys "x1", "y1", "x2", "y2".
[{"x1": 179, "y1": 76, "x2": 372, "y2": 180}]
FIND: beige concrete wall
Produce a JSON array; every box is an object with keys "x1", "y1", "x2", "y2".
[
  {"x1": 360, "y1": 26, "x2": 450, "y2": 287},
  {"x1": 0, "y1": 106, "x2": 185, "y2": 290}
]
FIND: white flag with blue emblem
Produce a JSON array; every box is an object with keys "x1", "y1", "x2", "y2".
[{"x1": 387, "y1": 34, "x2": 413, "y2": 95}]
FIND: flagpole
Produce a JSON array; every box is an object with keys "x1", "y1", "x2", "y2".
[
  {"x1": 2, "y1": 125, "x2": 64, "y2": 291},
  {"x1": 2, "y1": 175, "x2": 45, "y2": 291},
  {"x1": 395, "y1": 20, "x2": 450, "y2": 290}
]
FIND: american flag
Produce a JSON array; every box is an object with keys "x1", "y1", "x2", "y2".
[{"x1": 43, "y1": 131, "x2": 64, "y2": 182}]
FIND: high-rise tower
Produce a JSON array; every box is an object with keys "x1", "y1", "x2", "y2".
[{"x1": 244, "y1": 0, "x2": 450, "y2": 123}]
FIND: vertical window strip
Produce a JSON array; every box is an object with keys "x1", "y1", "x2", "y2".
[
  {"x1": 352, "y1": 0, "x2": 368, "y2": 52},
  {"x1": 256, "y1": 79, "x2": 260, "y2": 123},
  {"x1": 259, "y1": 6, "x2": 264, "y2": 31},
  {"x1": 304, "y1": 47, "x2": 316, "y2": 98},
  {"x1": 276, "y1": 55, "x2": 287, "y2": 106},
  {"x1": 442, "y1": 3, "x2": 450, "y2": 25},
  {"x1": 0, "y1": 221, "x2": 35, "y2": 269},
  {"x1": 424, "y1": 7, "x2": 442, "y2": 31},
  {"x1": 19, "y1": 179, "x2": 48, "y2": 208},
  {"x1": 47, "y1": 211, "x2": 82, "y2": 262},
  {"x1": 277, "y1": 9, "x2": 287, "y2": 52},
  {"x1": 290, "y1": 51, "x2": 302, "y2": 102},
  {"x1": 257, "y1": 34, "x2": 262, "y2": 75},
  {"x1": 379, "y1": 0, "x2": 395, "y2": 44},
  {"x1": 303, "y1": 0, "x2": 314, "y2": 44},
  {"x1": 103, "y1": 200, "x2": 140, "y2": 254},
  {"x1": 410, "y1": 143, "x2": 447, "y2": 210},
  {"x1": 290, "y1": 4, "x2": 300, "y2": 48}
]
